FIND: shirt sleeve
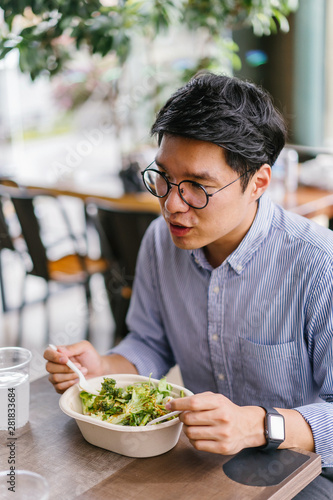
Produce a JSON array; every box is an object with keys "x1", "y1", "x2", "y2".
[
  {"x1": 294, "y1": 261, "x2": 333, "y2": 468},
  {"x1": 109, "y1": 220, "x2": 176, "y2": 378}
]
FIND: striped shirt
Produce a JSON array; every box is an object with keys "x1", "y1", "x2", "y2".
[{"x1": 111, "y1": 192, "x2": 333, "y2": 467}]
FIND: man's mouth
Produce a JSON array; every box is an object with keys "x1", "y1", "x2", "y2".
[{"x1": 169, "y1": 222, "x2": 191, "y2": 237}]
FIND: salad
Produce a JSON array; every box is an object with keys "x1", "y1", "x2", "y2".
[{"x1": 80, "y1": 376, "x2": 183, "y2": 426}]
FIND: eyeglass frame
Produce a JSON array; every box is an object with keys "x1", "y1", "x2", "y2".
[{"x1": 141, "y1": 161, "x2": 251, "y2": 209}]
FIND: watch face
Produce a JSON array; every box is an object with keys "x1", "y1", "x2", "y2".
[{"x1": 268, "y1": 414, "x2": 285, "y2": 441}]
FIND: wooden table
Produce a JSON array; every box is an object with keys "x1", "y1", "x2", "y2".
[
  {"x1": 0, "y1": 377, "x2": 322, "y2": 499},
  {"x1": 283, "y1": 185, "x2": 333, "y2": 220},
  {"x1": 1, "y1": 176, "x2": 333, "y2": 220},
  {"x1": 0, "y1": 176, "x2": 162, "y2": 214}
]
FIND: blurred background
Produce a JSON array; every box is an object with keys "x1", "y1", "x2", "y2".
[{"x1": 0, "y1": 0, "x2": 332, "y2": 381}]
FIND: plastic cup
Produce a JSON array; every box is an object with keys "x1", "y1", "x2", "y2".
[
  {"x1": 0, "y1": 347, "x2": 32, "y2": 431},
  {"x1": 0, "y1": 470, "x2": 49, "y2": 499}
]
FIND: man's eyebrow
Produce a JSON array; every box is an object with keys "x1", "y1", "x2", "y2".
[{"x1": 154, "y1": 159, "x2": 219, "y2": 183}]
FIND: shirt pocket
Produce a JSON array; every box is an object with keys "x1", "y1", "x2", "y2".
[{"x1": 239, "y1": 337, "x2": 301, "y2": 408}]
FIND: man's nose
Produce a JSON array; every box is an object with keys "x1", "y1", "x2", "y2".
[{"x1": 164, "y1": 185, "x2": 189, "y2": 213}]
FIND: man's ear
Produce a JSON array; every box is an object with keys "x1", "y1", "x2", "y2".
[{"x1": 250, "y1": 164, "x2": 271, "y2": 200}]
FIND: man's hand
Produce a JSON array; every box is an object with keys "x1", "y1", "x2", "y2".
[
  {"x1": 167, "y1": 391, "x2": 316, "y2": 455},
  {"x1": 44, "y1": 340, "x2": 138, "y2": 394},
  {"x1": 44, "y1": 341, "x2": 105, "y2": 394},
  {"x1": 167, "y1": 391, "x2": 266, "y2": 455}
]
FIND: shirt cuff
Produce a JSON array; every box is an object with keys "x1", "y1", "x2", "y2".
[{"x1": 294, "y1": 402, "x2": 333, "y2": 468}]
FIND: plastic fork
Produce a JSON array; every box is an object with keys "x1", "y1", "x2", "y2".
[
  {"x1": 146, "y1": 410, "x2": 182, "y2": 426},
  {"x1": 49, "y1": 344, "x2": 100, "y2": 396}
]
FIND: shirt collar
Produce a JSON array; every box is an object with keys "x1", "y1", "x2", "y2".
[
  {"x1": 227, "y1": 192, "x2": 274, "y2": 274},
  {"x1": 191, "y1": 193, "x2": 274, "y2": 274},
  {"x1": 191, "y1": 247, "x2": 213, "y2": 271}
]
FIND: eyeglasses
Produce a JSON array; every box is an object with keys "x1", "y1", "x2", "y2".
[{"x1": 141, "y1": 161, "x2": 249, "y2": 209}]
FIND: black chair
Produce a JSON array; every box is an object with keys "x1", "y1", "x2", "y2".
[
  {"x1": 2, "y1": 184, "x2": 108, "y2": 345},
  {"x1": 86, "y1": 200, "x2": 159, "y2": 344}
]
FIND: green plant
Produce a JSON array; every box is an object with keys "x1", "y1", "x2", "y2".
[
  {"x1": 0, "y1": 1, "x2": 298, "y2": 80},
  {"x1": 0, "y1": 1, "x2": 299, "y2": 145}
]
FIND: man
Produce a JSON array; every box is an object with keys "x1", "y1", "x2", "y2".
[{"x1": 44, "y1": 74, "x2": 333, "y2": 495}]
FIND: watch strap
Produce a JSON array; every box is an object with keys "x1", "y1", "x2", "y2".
[{"x1": 260, "y1": 406, "x2": 285, "y2": 451}]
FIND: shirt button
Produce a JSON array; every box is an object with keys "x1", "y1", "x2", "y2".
[
  {"x1": 211, "y1": 334, "x2": 219, "y2": 341},
  {"x1": 213, "y1": 286, "x2": 220, "y2": 294},
  {"x1": 236, "y1": 264, "x2": 243, "y2": 272},
  {"x1": 218, "y1": 373, "x2": 225, "y2": 381}
]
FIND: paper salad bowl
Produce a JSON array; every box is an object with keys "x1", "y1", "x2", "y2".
[{"x1": 59, "y1": 373, "x2": 193, "y2": 458}]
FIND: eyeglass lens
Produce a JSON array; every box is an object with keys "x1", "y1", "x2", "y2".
[{"x1": 143, "y1": 169, "x2": 208, "y2": 208}]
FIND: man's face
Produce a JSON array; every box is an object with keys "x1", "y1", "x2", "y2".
[{"x1": 155, "y1": 134, "x2": 264, "y2": 267}]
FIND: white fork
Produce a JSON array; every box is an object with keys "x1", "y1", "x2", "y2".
[
  {"x1": 49, "y1": 344, "x2": 100, "y2": 396},
  {"x1": 146, "y1": 410, "x2": 182, "y2": 426}
]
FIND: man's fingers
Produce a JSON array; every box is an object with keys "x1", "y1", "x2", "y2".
[
  {"x1": 44, "y1": 340, "x2": 92, "y2": 363},
  {"x1": 45, "y1": 361, "x2": 79, "y2": 374},
  {"x1": 183, "y1": 422, "x2": 220, "y2": 440},
  {"x1": 168, "y1": 392, "x2": 217, "y2": 412},
  {"x1": 46, "y1": 361, "x2": 69, "y2": 374},
  {"x1": 58, "y1": 340, "x2": 92, "y2": 358},
  {"x1": 48, "y1": 375, "x2": 78, "y2": 394},
  {"x1": 188, "y1": 438, "x2": 222, "y2": 454},
  {"x1": 49, "y1": 371, "x2": 79, "y2": 384},
  {"x1": 44, "y1": 345, "x2": 73, "y2": 364},
  {"x1": 44, "y1": 346, "x2": 64, "y2": 363},
  {"x1": 46, "y1": 360, "x2": 87, "y2": 375},
  {"x1": 180, "y1": 409, "x2": 217, "y2": 426},
  {"x1": 44, "y1": 341, "x2": 95, "y2": 394}
]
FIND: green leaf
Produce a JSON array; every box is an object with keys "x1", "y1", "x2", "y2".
[
  {"x1": 273, "y1": 9, "x2": 290, "y2": 33},
  {"x1": 0, "y1": 45, "x2": 15, "y2": 59}
]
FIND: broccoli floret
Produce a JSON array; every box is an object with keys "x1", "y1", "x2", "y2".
[{"x1": 99, "y1": 378, "x2": 123, "y2": 397}]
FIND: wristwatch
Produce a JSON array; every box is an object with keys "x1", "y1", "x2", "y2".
[{"x1": 260, "y1": 406, "x2": 285, "y2": 450}]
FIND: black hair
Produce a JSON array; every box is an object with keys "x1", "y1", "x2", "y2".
[{"x1": 151, "y1": 73, "x2": 287, "y2": 190}]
